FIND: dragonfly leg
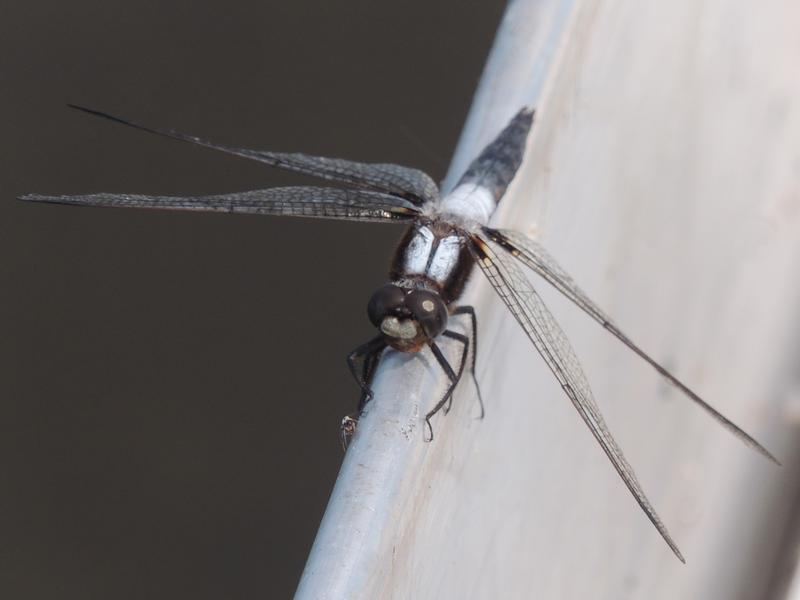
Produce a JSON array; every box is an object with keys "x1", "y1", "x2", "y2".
[
  {"x1": 451, "y1": 305, "x2": 485, "y2": 418},
  {"x1": 346, "y1": 335, "x2": 387, "y2": 409},
  {"x1": 342, "y1": 335, "x2": 387, "y2": 448},
  {"x1": 424, "y1": 334, "x2": 469, "y2": 442},
  {"x1": 440, "y1": 330, "x2": 469, "y2": 414}
]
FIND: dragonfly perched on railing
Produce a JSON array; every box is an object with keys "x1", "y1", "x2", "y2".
[{"x1": 20, "y1": 104, "x2": 778, "y2": 562}]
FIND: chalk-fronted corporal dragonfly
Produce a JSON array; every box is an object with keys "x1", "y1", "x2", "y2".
[{"x1": 21, "y1": 105, "x2": 777, "y2": 562}]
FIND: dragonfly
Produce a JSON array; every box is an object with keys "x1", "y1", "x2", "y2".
[{"x1": 20, "y1": 104, "x2": 778, "y2": 562}]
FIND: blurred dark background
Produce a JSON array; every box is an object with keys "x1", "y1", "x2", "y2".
[{"x1": 0, "y1": 1, "x2": 506, "y2": 598}]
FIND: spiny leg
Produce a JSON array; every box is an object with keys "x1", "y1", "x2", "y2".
[
  {"x1": 346, "y1": 335, "x2": 387, "y2": 407},
  {"x1": 342, "y1": 335, "x2": 387, "y2": 448},
  {"x1": 424, "y1": 334, "x2": 469, "y2": 441},
  {"x1": 451, "y1": 305, "x2": 485, "y2": 418},
  {"x1": 357, "y1": 344, "x2": 384, "y2": 412},
  {"x1": 440, "y1": 331, "x2": 468, "y2": 415}
]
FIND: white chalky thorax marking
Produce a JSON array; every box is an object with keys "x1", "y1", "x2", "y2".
[{"x1": 402, "y1": 226, "x2": 463, "y2": 286}]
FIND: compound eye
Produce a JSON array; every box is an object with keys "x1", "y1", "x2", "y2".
[
  {"x1": 367, "y1": 284, "x2": 406, "y2": 327},
  {"x1": 406, "y1": 290, "x2": 447, "y2": 337}
]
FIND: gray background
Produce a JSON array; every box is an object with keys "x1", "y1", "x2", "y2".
[{"x1": 1, "y1": 1, "x2": 505, "y2": 597}]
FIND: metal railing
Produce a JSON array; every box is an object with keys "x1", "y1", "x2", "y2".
[{"x1": 296, "y1": 0, "x2": 800, "y2": 597}]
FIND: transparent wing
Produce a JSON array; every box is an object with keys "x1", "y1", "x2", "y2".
[
  {"x1": 485, "y1": 227, "x2": 778, "y2": 464},
  {"x1": 67, "y1": 104, "x2": 441, "y2": 206},
  {"x1": 470, "y1": 232, "x2": 685, "y2": 562},
  {"x1": 20, "y1": 187, "x2": 421, "y2": 223}
]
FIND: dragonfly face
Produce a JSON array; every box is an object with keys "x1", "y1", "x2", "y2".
[{"x1": 367, "y1": 283, "x2": 448, "y2": 352}]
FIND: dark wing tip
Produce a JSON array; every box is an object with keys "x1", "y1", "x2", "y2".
[
  {"x1": 67, "y1": 103, "x2": 126, "y2": 125},
  {"x1": 754, "y1": 442, "x2": 781, "y2": 466},
  {"x1": 66, "y1": 103, "x2": 157, "y2": 135},
  {"x1": 67, "y1": 103, "x2": 102, "y2": 115},
  {"x1": 18, "y1": 194, "x2": 80, "y2": 207}
]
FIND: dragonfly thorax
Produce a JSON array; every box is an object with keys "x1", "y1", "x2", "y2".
[{"x1": 367, "y1": 283, "x2": 448, "y2": 352}]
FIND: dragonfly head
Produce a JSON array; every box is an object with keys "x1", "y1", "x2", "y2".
[{"x1": 367, "y1": 283, "x2": 448, "y2": 352}]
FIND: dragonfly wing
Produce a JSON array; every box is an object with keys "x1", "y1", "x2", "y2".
[
  {"x1": 20, "y1": 187, "x2": 421, "y2": 223},
  {"x1": 485, "y1": 227, "x2": 778, "y2": 464},
  {"x1": 470, "y1": 231, "x2": 685, "y2": 562},
  {"x1": 66, "y1": 104, "x2": 440, "y2": 206}
]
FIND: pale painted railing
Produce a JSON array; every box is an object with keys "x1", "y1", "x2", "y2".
[{"x1": 296, "y1": 0, "x2": 800, "y2": 598}]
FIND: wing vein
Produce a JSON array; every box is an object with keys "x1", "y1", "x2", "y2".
[
  {"x1": 470, "y1": 232, "x2": 685, "y2": 562},
  {"x1": 66, "y1": 104, "x2": 441, "y2": 206},
  {"x1": 20, "y1": 187, "x2": 420, "y2": 223},
  {"x1": 484, "y1": 227, "x2": 777, "y2": 464}
]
